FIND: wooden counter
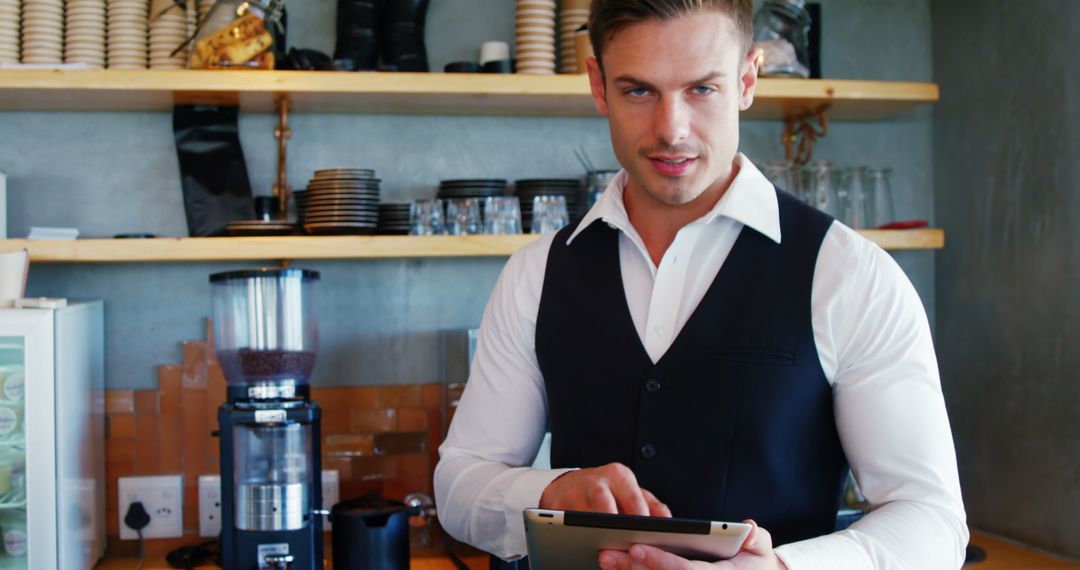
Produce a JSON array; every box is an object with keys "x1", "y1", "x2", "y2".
[
  {"x1": 95, "y1": 553, "x2": 490, "y2": 570},
  {"x1": 95, "y1": 532, "x2": 1078, "y2": 569}
]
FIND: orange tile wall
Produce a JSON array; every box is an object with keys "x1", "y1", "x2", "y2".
[{"x1": 103, "y1": 324, "x2": 464, "y2": 542}]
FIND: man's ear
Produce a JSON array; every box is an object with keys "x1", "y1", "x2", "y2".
[
  {"x1": 738, "y1": 48, "x2": 760, "y2": 111},
  {"x1": 586, "y1": 56, "x2": 609, "y2": 117}
]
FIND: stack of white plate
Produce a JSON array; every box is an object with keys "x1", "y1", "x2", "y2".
[
  {"x1": 21, "y1": 0, "x2": 65, "y2": 64},
  {"x1": 149, "y1": 0, "x2": 186, "y2": 68},
  {"x1": 107, "y1": 0, "x2": 147, "y2": 69},
  {"x1": 515, "y1": 0, "x2": 556, "y2": 75},
  {"x1": 559, "y1": 0, "x2": 589, "y2": 73},
  {"x1": 0, "y1": 0, "x2": 19, "y2": 63},
  {"x1": 65, "y1": 0, "x2": 107, "y2": 69}
]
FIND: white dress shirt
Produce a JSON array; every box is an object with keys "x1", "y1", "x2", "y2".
[{"x1": 435, "y1": 154, "x2": 968, "y2": 569}]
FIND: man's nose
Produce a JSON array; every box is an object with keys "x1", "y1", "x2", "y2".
[{"x1": 653, "y1": 96, "x2": 691, "y2": 146}]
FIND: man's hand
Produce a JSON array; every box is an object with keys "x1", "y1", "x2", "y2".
[
  {"x1": 596, "y1": 520, "x2": 788, "y2": 570},
  {"x1": 539, "y1": 462, "x2": 672, "y2": 517}
]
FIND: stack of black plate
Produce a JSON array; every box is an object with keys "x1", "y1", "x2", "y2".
[
  {"x1": 293, "y1": 190, "x2": 309, "y2": 221},
  {"x1": 514, "y1": 179, "x2": 583, "y2": 232},
  {"x1": 302, "y1": 168, "x2": 381, "y2": 235},
  {"x1": 437, "y1": 179, "x2": 508, "y2": 202},
  {"x1": 377, "y1": 203, "x2": 411, "y2": 235},
  {"x1": 224, "y1": 219, "x2": 298, "y2": 236}
]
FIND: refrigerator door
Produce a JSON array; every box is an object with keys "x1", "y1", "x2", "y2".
[
  {"x1": 0, "y1": 309, "x2": 51, "y2": 570},
  {"x1": 54, "y1": 302, "x2": 106, "y2": 570}
]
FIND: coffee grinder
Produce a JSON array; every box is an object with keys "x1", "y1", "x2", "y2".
[{"x1": 210, "y1": 268, "x2": 325, "y2": 570}]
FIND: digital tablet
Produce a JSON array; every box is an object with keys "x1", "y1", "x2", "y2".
[{"x1": 523, "y1": 508, "x2": 752, "y2": 570}]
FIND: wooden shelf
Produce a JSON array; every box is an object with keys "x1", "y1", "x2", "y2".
[
  {"x1": 0, "y1": 229, "x2": 943, "y2": 263},
  {"x1": 0, "y1": 70, "x2": 937, "y2": 119}
]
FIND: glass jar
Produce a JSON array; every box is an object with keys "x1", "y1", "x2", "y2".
[
  {"x1": 752, "y1": 0, "x2": 811, "y2": 78},
  {"x1": 189, "y1": 0, "x2": 281, "y2": 69}
]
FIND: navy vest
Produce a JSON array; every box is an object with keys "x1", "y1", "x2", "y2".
[{"x1": 535, "y1": 189, "x2": 848, "y2": 547}]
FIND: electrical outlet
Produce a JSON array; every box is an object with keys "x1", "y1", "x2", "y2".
[
  {"x1": 118, "y1": 475, "x2": 183, "y2": 540},
  {"x1": 198, "y1": 475, "x2": 222, "y2": 538},
  {"x1": 321, "y1": 470, "x2": 339, "y2": 532}
]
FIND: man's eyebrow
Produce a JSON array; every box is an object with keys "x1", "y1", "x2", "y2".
[{"x1": 612, "y1": 71, "x2": 728, "y2": 90}]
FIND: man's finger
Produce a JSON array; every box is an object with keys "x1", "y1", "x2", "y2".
[
  {"x1": 739, "y1": 519, "x2": 774, "y2": 555},
  {"x1": 607, "y1": 465, "x2": 651, "y2": 516},
  {"x1": 642, "y1": 489, "x2": 672, "y2": 518},
  {"x1": 627, "y1": 543, "x2": 689, "y2": 570},
  {"x1": 586, "y1": 483, "x2": 620, "y2": 514}
]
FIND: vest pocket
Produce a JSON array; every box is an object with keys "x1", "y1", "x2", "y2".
[{"x1": 709, "y1": 347, "x2": 795, "y2": 366}]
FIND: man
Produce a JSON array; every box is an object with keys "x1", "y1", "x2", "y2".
[{"x1": 435, "y1": 1, "x2": 967, "y2": 568}]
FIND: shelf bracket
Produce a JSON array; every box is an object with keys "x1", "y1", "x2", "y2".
[
  {"x1": 273, "y1": 94, "x2": 293, "y2": 219},
  {"x1": 782, "y1": 104, "x2": 830, "y2": 165}
]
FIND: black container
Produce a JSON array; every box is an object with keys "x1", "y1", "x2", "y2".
[{"x1": 331, "y1": 496, "x2": 411, "y2": 570}]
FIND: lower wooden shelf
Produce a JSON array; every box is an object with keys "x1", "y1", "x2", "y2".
[{"x1": 0, "y1": 229, "x2": 943, "y2": 263}]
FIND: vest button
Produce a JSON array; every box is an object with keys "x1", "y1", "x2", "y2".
[
  {"x1": 645, "y1": 379, "x2": 661, "y2": 393},
  {"x1": 640, "y1": 444, "x2": 657, "y2": 459}
]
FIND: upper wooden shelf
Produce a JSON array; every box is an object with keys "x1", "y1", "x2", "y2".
[
  {"x1": 1, "y1": 229, "x2": 943, "y2": 263},
  {"x1": 0, "y1": 70, "x2": 937, "y2": 119}
]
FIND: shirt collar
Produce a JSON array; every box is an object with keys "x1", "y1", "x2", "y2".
[{"x1": 566, "y1": 153, "x2": 782, "y2": 245}]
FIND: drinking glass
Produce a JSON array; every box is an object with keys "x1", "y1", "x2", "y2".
[
  {"x1": 445, "y1": 198, "x2": 483, "y2": 235},
  {"x1": 806, "y1": 160, "x2": 838, "y2": 217},
  {"x1": 838, "y1": 167, "x2": 874, "y2": 229},
  {"x1": 585, "y1": 170, "x2": 619, "y2": 211},
  {"x1": 867, "y1": 168, "x2": 897, "y2": 228},
  {"x1": 409, "y1": 199, "x2": 445, "y2": 236},
  {"x1": 530, "y1": 195, "x2": 570, "y2": 234},
  {"x1": 483, "y1": 197, "x2": 522, "y2": 234},
  {"x1": 763, "y1": 160, "x2": 805, "y2": 202}
]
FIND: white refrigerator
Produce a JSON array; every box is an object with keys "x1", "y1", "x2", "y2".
[{"x1": 0, "y1": 301, "x2": 105, "y2": 569}]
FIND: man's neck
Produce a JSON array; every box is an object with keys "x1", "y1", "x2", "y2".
[{"x1": 624, "y1": 162, "x2": 740, "y2": 266}]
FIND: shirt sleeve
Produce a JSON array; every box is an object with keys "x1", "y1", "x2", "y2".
[
  {"x1": 434, "y1": 233, "x2": 576, "y2": 560},
  {"x1": 775, "y1": 224, "x2": 968, "y2": 569}
]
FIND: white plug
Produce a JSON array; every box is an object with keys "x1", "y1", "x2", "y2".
[{"x1": 118, "y1": 475, "x2": 183, "y2": 540}]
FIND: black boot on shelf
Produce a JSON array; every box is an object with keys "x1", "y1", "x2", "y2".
[
  {"x1": 380, "y1": 0, "x2": 430, "y2": 72},
  {"x1": 334, "y1": 0, "x2": 382, "y2": 70}
]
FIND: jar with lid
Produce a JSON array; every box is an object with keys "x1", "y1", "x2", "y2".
[
  {"x1": 752, "y1": 0, "x2": 812, "y2": 78},
  {"x1": 188, "y1": 0, "x2": 283, "y2": 69}
]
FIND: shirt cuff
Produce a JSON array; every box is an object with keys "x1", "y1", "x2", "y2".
[
  {"x1": 498, "y1": 467, "x2": 578, "y2": 559},
  {"x1": 774, "y1": 532, "x2": 871, "y2": 570}
]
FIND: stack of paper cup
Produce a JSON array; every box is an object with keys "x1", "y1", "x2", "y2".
[
  {"x1": 107, "y1": 0, "x2": 148, "y2": 69},
  {"x1": 196, "y1": 0, "x2": 214, "y2": 25},
  {"x1": 0, "y1": 0, "x2": 18, "y2": 63},
  {"x1": 21, "y1": 0, "x2": 65, "y2": 64},
  {"x1": 149, "y1": 0, "x2": 187, "y2": 68},
  {"x1": 515, "y1": 0, "x2": 556, "y2": 75},
  {"x1": 186, "y1": 0, "x2": 197, "y2": 45},
  {"x1": 65, "y1": 0, "x2": 107, "y2": 69},
  {"x1": 559, "y1": 0, "x2": 589, "y2": 73}
]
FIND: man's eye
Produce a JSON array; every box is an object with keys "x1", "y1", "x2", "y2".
[
  {"x1": 626, "y1": 88, "x2": 649, "y2": 97},
  {"x1": 694, "y1": 86, "x2": 716, "y2": 95}
]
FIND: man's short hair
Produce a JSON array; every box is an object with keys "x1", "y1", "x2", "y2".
[{"x1": 588, "y1": 0, "x2": 754, "y2": 69}]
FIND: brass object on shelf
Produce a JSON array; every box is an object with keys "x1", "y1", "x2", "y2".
[
  {"x1": 273, "y1": 94, "x2": 292, "y2": 219},
  {"x1": 782, "y1": 104, "x2": 829, "y2": 165}
]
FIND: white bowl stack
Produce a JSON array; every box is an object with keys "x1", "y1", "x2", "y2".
[
  {"x1": 559, "y1": 0, "x2": 589, "y2": 73},
  {"x1": 149, "y1": 0, "x2": 186, "y2": 68},
  {"x1": 21, "y1": 0, "x2": 65, "y2": 64},
  {"x1": 65, "y1": 0, "x2": 107, "y2": 69},
  {"x1": 107, "y1": 0, "x2": 148, "y2": 69},
  {"x1": 0, "y1": 0, "x2": 19, "y2": 63},
  {"x1": 515, "y1": 0, "x2": 556, "y2": 75}
]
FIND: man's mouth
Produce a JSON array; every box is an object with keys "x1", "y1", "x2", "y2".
[{"x1": 649, "y1": 156, "x2": 697, "y2": 176}]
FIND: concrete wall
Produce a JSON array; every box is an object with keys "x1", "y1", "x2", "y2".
[
  {"x1": 3, "y1": 0, "x2": 938, "y2": 389},
  {"x1": 932, "y1": 0, "x2": 1080, "y2": 558}
]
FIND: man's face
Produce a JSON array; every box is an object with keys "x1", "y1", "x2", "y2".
[{"x1": 587, "y1": 10, "x2": 758, "y2": 208}]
